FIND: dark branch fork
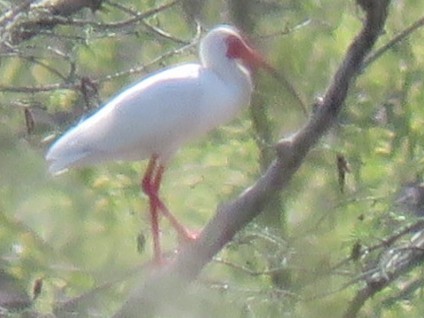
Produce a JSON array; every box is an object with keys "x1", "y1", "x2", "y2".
[{"x1": 113, "y1": 1, "x2": 391, "y2": 317}]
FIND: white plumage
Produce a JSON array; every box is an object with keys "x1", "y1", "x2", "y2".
[{"x1": 46, "y1": 25, "x2": 261, "y2": 174}]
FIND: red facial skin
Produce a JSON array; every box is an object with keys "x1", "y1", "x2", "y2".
[{"x1": 225, "y1": 34, "x2": 276, "y2": 74}]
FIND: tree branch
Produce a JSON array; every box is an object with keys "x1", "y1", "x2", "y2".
[
  {"x1": 1, "y1": 0, "x2": 104, "y2": 45},
  {"x1": 112, "y1": 0, "x2": 391, "y2": 317},
  {"x1": 363, "y1": 14, "x2": 424, "y2": 70},
  {"x1": 1, "y1": 0, "x2": 180, "y2": 46},
  {"x1": 343, "y1": 227, "x2": 424, "y2": 318}
]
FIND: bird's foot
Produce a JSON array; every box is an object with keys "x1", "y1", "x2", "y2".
[{"x1": 177, "y1": 228, "x2": 201, "y2": 245}]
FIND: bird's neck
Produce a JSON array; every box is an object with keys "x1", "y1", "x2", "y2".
[
  {"x1": 195, "y1": 61, "x2": 253, "y2": 133},
  {"x1": 212, "y1": 61, "x2": 253, "y2": 103}
]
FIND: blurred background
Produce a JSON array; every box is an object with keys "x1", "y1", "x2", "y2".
[{"x1": 1, "y1": 0, "x2": 424, "y2": 317}]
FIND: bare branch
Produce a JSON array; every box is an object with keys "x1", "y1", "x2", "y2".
[
  {"x1": 106, "y1": 0, "x2": 189, "y2": 45},
  {"x1": 23, "y1": 1, "x2": 180, "y2": 31},
  {"x1": 328, "y1": 219, "x2": 424, "y2": 274},
  {"x1": 363, "y1": 14, "x2": 424, "y2": 69},
  {"x1": 343, "y1": 228, "x2": 424, "y2": 318},
  {"x1": 2, "y1": 0, "x2": 105, "y2": 45},
  {"x1": 1, "y1": 0, "x2": 180, "y2": 45}
]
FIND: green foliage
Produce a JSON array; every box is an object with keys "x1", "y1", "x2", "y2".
[{"x1": 1, "y1": 1, "x2": 424, "y2": 317}]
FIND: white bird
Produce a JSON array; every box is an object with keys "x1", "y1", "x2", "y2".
[{"x1": 46, "y1": 24, "x2": 275, "y2": 264}]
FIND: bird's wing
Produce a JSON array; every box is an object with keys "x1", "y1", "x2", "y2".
[{"x1": 46, "y1": 64, "x2": 231, "y2": 174}]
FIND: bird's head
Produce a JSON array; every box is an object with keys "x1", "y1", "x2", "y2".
[{"x1": 200, "y1": 25, "x2": 275, "y2": 74}]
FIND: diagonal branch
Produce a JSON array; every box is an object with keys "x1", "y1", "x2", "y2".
[
  {"x1": 112, "y1": 1, "x2": 391, "y2": 317},
  {"x1": 363, "y1": 14, "x2": 424, "y2": 70}
]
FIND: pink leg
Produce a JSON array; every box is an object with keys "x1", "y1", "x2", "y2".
[
  {"x1": 141, "y1": 156, "x2": 197, "y2": 265},
  {"x1": 141, "y1": 156, "x2": 162, "y2": 265},
  {"x1": 151, "y1": 165, "x2": 197, "y2": 242}
]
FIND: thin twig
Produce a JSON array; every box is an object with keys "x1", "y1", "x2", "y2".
[
  {"x1": 105, "y1": 0, "x2": 189, "y2": 45},
  {"x1": 363, "y1": 15, "x2": 424, "y2": 69},
  {"x1": 25, "y1": 1, "x2": 180, "y2": 31}
]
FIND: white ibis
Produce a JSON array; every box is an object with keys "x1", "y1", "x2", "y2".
[{"x1": 45, "y1": 24, "x2": 275, "y2": 264}]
